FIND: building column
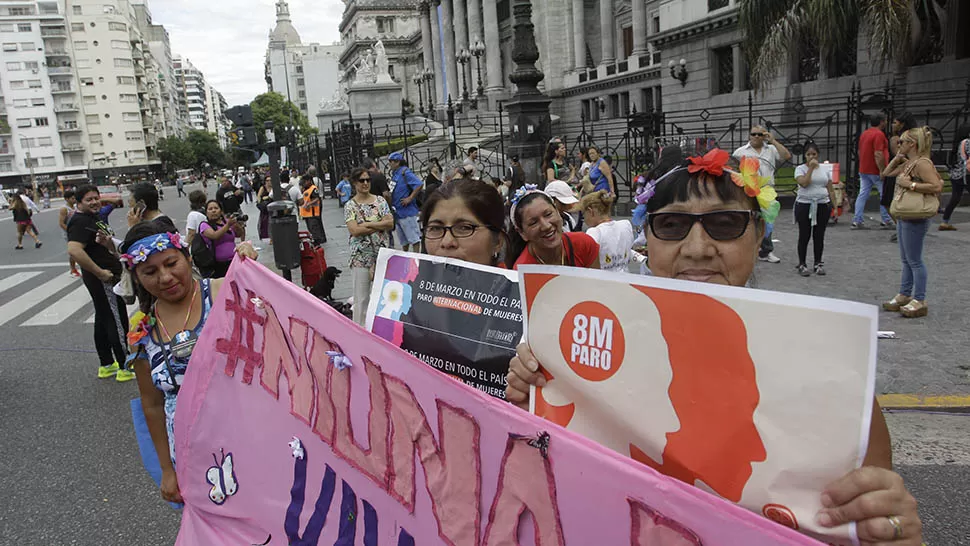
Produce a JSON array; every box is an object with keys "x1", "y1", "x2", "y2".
[
  {"x1": 481, "y1": 0, "x2": 503, "y2": 103},
  {"x1": 732, "y1": 43, "x2": 744, "y2": 93},
  {"x1": 599, "y1": 0, "x2": 615, "y2": 66},
  {"x1": 572, "y1": 0, "x2": 586, "y2": 70},
  {"x1": 631, "y1": 0, "x2": 648, "y2": 56},
  {"x1": 453, "y1": 0, "x2": 470, "y2": 102},
  {"x1": 420, "y1": 1, "x2": 434, "y2": 74},
  {"x1": 429, "y1": 0, "x2": 444, "y2": 106},
  {"x1": 440, "y1": 0, "x2": 459, "y2": 105}
]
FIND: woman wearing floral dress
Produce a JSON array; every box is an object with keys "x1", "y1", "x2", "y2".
[{"x1": 344, "y1": 167, "x2": 394, "y2": 325}]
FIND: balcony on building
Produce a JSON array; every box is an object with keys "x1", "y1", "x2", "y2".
[
  {"x1": 58, "y1": 121, "x2": 81, "y2": 133},
  {"x1": 40, "y1": 25, "x2": 67, "y2": 38},
  {"x1": 0, "y1": 141, "x2": 13, "y2": 157},
  {"x1": 61, "y1": 143, "x2": 85, "y2": 153},
  {"x1": 45, "y1": 48, "x2": 70, "y2": 58},
  {"x1": 132, "y1": 48, "x2": 144, "y2": 60},
  {"x1": 53, "y1": 103, "x2": 79, "y2": 113},
  {"x1": 51, "y1": 83, "x2": 74, "y2": 94},
  {"x1": 46, "y1": 64, "x2": 73, "y2": 76}
]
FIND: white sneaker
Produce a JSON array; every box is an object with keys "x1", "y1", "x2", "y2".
[{"x1": 758, "y1": 252, "x2": 781, "y2": 263}]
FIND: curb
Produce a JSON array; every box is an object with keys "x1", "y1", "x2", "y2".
[{"x1": 878, "y1": 394, "x2": 970, "y2": 413}]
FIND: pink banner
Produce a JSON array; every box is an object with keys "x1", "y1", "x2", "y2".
[{"x1": 173, "y1": 258, "x2": 822, "y2": 545}]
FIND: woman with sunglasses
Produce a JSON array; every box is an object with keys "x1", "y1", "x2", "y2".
[
  {"x1": 122, "y1": 221, "x2": 256, "y2": 505},
  {"x1": 505, "y1": 148, "x2": 922, "y2": 546},
  {"x1": 881, "y1": 127, "x2": 944, "y2": 318},
  {"x1": 509, "y1": 185, "x2": 600, "y2": 270},
  {"x1": 421, "y1": 177, "x2": 508, "y2": 267},
  {"x1": 344, "y1": 167, "x2": 394, "y2": 325},
  {"x1": 793, "y1": 142, "x2": 837, "y2": 276}
]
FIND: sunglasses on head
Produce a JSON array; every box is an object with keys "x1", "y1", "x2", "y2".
[{"x1": 648, "y1": 210, "x2": 759, "y2": 241}]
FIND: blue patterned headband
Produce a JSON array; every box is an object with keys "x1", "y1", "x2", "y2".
[
  {"x1": 120, "y1": 232, "x2": 184, "y2": 269},
  {"x1": 510, "y1": 184, "x2": 552, "y2": 230}
]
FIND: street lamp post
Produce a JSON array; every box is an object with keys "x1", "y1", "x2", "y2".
[
  {"x1": 414, "y1": 73, "x2": 425, "y2": 114},
  {"x1": 457, "y1": 49, "x2": 471, "y2": 105},
  {"x1": 423, "y1": 68, "x2": 435, "y2": 118},
  {"x1": 471, "y1": 38, "x2": 485, "y2": 106}
]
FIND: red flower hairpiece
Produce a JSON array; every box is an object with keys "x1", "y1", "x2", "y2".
[{"x1": 686, "y1": 148, "x2": 730, "y2": 177}]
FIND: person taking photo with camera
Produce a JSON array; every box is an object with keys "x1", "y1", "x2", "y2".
[{"x1": 200, "y1": 200, "x2": 245, "y2": 279}]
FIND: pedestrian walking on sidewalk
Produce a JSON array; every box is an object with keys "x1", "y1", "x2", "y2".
[
  {"x1": 11, "y1": 194, "x2": 42, "y2": 249},
  {"x1": 793, "y1": 143, "x2": 836, "y2": 276},
  {"x1": 66, "y1": 185, "x2": 132, "y2": 381},
  {"x1": 940, "y1": 124, "x2": 969, "y2": 231},
  {"x1": 853, "y1": 113, "x2": 895, "y2": 230}
]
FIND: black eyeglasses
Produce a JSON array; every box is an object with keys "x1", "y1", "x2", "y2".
[
  {"x1": 423, "y1": 223, "x2": 492, "y2": 240},
  {"x1": 648, "y1": 210, "x2": 759, "y2": 241}
]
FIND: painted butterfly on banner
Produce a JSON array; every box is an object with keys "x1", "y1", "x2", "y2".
[
  {"x1": 511, "y1": 431, "x2": 551, "y2": 459},
  {"x1": 206, "y1": 449, "x2": 238, "y2": 505}
]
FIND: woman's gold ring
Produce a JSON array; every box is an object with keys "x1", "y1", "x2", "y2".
[{"x1": 887, "y1": 515, "x2": 903, "y2": 540}]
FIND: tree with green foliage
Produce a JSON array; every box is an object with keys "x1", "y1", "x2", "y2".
[
  {"x1": 156, "y1": 136, "x2": 196, "y2": 175},
  {"x1": 250, "y1": 92, "x2": 313, "y2": 144},
  {"x1": 185, "y1": 130, "x2": 228, "y2": 170},
  {"x1": 739, "y1": 0, "x2": 932, "y2": 91}
]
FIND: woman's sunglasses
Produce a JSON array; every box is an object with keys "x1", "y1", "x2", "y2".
[{"x1": 648, "y1": 210, "x2": 759, "y2": 241}]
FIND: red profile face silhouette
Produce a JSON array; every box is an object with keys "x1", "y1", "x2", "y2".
[{"x1": 629, "y1": 287, "x2": 766, "y2": 503}]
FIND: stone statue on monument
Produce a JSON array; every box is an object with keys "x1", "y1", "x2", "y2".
[
  {"x1": 353, "y1": 48, "x2": 376, "y2": 85},
  {"x1": 373, "y1": 40, "x2": 393, "y2": 84}
]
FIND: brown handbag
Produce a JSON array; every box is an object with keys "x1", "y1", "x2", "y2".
[{"x1": 890, "y1": 158, "x2": 939, "y2": 220}]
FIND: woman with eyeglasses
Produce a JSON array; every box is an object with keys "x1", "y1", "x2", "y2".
[
  {"x1": 344, "y1": 167, "x2": 394, "y2": 325},
  {"x1": 122, "y1": 221, "x2": 257, "y2": 505},
  {"x1": 421, "y1": 177, "x2": 508, "y2": 267},
  {"x1": 504, "y1": 148, "x2": 922, "y2": 546},
  {"x1": 881, "y1": 127, "x2": 944, "y2": 318},
  {"x1": 793, "y1": 142, "x2": 837, "y2": 276},
  {"x1": 509, "y1": 185, "x2": 600, "y2": 270},
  {"x1": 587, "y1": 146, "x2": 615, "y2": 196}
]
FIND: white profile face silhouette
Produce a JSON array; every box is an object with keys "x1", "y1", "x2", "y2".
[{"x1": 377, "y1": 280, "x2": 406, "y2": 319}]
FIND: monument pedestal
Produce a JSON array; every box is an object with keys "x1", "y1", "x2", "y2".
[
  {"x1": 317, "y1": 108, "x2": 350, "y2": 130},
  {"x1": 347, "y1": 82, "x2": 403, "y2": 126}
]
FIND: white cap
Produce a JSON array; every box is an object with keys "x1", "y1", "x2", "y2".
[{"x1": 544, "y1": 180, "x2": 578, "y2": 205}]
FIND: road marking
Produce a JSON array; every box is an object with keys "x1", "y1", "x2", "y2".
[
  {"x1": 878, "y1": 394, "x2": 970, "y2": 410},
  {"x1": 0, "y1": 263, "x2": 69, "y2": 270},
  {"x1": 21, "y1": 285, "x2": 91, "y2": 326},
  {"x1": 0, "y1": 206, "x2": 61, "y2": 223},
  {"x1": 84, "y1": 305, "x2": 139, "y2": 324},
  {"x1": 0, "y1": 272, "x2": 75, "y2": 326},
  {"x1": 0, "y1": 271, "x2": 43, "y2": 295}
]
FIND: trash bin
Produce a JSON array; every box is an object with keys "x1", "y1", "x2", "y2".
[{"x1": 268, "y1": 200, "x2": 301, "y2": 271}]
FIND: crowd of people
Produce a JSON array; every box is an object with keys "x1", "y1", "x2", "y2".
[{"x1": 11, "y1": 111, "x2": 967, "y2": 544}]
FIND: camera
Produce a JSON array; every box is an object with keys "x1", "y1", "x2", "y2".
[{"x1": 229, "y1": 212, "x2": 249, "y2": 223}]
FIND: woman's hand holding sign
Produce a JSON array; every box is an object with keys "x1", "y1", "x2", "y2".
[
  {"x1": 506, "y1": 342, "x2": 544, "y2": 410},
  {"x1": 817, "y1": 467, "x2": 921, "y2": 545}
]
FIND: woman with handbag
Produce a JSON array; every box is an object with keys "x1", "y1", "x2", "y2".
[{"x1": 881, "y1": 127, "x2": 944, "y2": 318}]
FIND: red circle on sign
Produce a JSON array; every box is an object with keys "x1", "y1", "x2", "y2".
[
  {"x1": 558, "y1": 301, "x2": 625, "y2": 382},
  {"x1": 762, "y1": 504, "x2": 799, "y2": 530}
]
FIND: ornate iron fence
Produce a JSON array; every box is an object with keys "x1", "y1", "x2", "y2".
[{"x1": 301, "y1": 77, "x2": 970, "y2": 203}]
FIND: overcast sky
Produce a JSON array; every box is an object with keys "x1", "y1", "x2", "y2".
[{"x1": 149, "y1": 0, "x2": 345, "y2": 107}]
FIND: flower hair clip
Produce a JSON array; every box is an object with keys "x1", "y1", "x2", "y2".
[
  {"x1": 728, "y1": 157, "x2": 781, "y2": 223},
  {"x1": 687, "y1": 148, "x2": 730, "y2": 177}
]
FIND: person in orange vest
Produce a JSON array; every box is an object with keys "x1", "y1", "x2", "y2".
[{"x1": 298, "y1": 174, "x2": 327, "y2": 245}]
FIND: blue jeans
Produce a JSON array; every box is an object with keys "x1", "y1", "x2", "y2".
[
  {"x1": 853, "y1": 173, "x2": 893, "y2": 224},
  {"x1": 897, "y1": 219, "x2": 929, "y2": 301},
  {"x1": 759, "y1": 222, "x2": 775, "y2": 257}
]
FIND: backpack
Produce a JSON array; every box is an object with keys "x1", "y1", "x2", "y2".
[{"x1": 190, "y1": 224, "x2": 216, "y2": 275}]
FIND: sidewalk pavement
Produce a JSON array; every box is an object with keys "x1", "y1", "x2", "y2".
[{"x1": 252, "y1": 197, "x2": 970, "y2": 407}]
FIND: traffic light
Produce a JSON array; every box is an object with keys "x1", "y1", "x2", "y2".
[{"x1": 225, "y1": 105, "x2": 253, "y2": 127}]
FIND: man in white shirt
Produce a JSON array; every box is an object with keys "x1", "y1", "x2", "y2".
[{"x1": 733, "y1": 126, "x2": 792, "y2": 264}]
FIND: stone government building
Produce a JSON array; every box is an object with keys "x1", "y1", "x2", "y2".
[{"x1": 335, "y1": 0, "x2": 969, "y2": 131}]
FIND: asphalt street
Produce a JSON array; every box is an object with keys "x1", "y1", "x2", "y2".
[{"x1": 0, "y1": 182, "x2": 966, "y2": 545}]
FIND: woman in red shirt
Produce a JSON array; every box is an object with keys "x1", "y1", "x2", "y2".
[{"x1": 509, "y1": 186, "x2": 600, "y2": 269}]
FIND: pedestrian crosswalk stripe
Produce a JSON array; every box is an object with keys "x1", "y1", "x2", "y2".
[
  {"x1": 0, "y1": 271, "x2": 44, "y2": 296},
  {"x1": 0, "y1": 272, "x2": 76, "y2": 327},
  {"x1": 20, "y1": 285, "x2": 91, "y2": 327},
  {"x1": 84, "y1": 305, "x2": 139, "y2": 325}
]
